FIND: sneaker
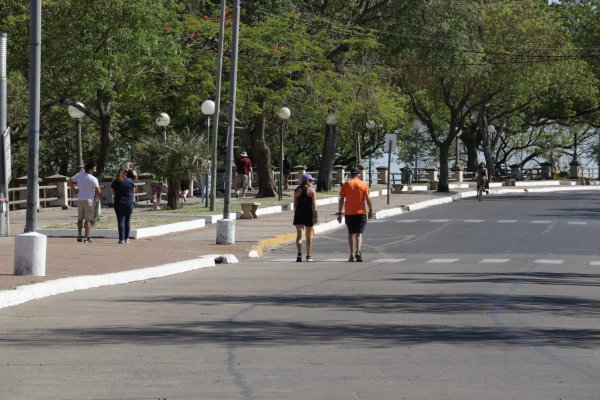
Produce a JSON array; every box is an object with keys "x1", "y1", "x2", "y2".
[
  {"x1": 306, "y1": 256, "x2": 313, "y2": 262},
  {"x1": 83, "y1": 237, "x2": 91, "y2": 243},
  {"x1": 77, "y1": 235, "x2": 83, "y2": 243},
  {"x1": 124, "y1": 239, "x2": 129, "y2": 244},
  {"x1": 348, "y1": 255, "x2": 355, "y2": 262},
  {"x1": 118, "y1": 240, "x2": 124, "y2": 244},
  {"x1": 296, "y1": 253, "x2": 302, "y2": 262},
  {"x1": 355, "y1": 252, "x2": 363, "y2": 262}
]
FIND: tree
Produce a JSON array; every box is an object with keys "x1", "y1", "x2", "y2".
[
  {"x1": 133, "y1": 130, "x2": 209, "y2": 209},
  {"x1": 40, "y1": 0, "x2": 185, "y2": 175}
]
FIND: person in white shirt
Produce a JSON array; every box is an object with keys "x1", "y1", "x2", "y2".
[{"x1": 69, "y1": 161, "x2": 102, "y2": 243}]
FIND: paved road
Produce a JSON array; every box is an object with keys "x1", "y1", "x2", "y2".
[{"x1": 1, "y1": 191, "x2": 599, "y2": 399}]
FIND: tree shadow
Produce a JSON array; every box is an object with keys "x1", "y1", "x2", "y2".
[{"x1": 3, "y1": 290, "x2": 600, "y2": 349}]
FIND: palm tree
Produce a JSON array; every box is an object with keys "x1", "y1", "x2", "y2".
[{"x1": 134, "y1": 131, "x2": 209, "y2": 209}]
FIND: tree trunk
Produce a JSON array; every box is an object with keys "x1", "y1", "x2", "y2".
[
  {"x1": 250, "y1": 113, "x2": 276, "y2": 197},
  {"x1": 166, "y1": 178, "x2": 179, "y2": 210},
  {"x1": 437, "y1": 143, "x2": 450, "y2": 192},
  {"x1": 480, "y1": 110, "x2": 495, "y2": 179},
  {"x1": 317, "y1": 123, "x2": 339, "y2": 192},
  {"x1": 95, "y1": 89, "x2": 112, "y2": 176},
  {"x1": 462, "y1": 131, "x2": 479, "y2": 172}
]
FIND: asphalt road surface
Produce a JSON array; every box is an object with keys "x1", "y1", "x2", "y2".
[{"x1": 1, "y1": 191, "x2": 599, "y2": 399}]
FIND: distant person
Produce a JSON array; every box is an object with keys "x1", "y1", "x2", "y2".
[
  {"x1": 111, "y1": 167, "x2": 135, "y2": 244},
  {"x1": 69, "y1": 161, "x2": 102, "y2": 243},
  {"x1": 476, "y1": 162, "x2": 489, "y2": 200},
  {"x1": 337, "y1": 167, "x2": 374, "y2": 262},
  {"x1": 293, "y1": 173, "x2": 318, "y2": 262},
  {"x1": 234, "y1": 151, "x2": 253, "y2": 198},
  {"x1": 180, "y1": 179, "x2": 190, "y2": 202},
  {"x1": 282, "y1": 155, "x2": 292, "y2": 189},
  {"x1": 151, "y1": 174, "x2": 166, "y2": 210}
]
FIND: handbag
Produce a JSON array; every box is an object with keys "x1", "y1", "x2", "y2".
[{"x1": 94, "y1": 199, "x2": 102, "y2": 221}]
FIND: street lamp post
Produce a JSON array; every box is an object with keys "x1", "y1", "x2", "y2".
[
  {"x1": 68, "y1": 102, "x2": 85, "y2": 171},
  {"x1": 201, "y1": 100, "x2": 215, "y2": 207},
  {"x1": 454, "y1": 130, "x2": 462, "y2": 167},
  {"x1": 277, "y1": 107, "x2": 291, "y2": 201},
  {"x1": 155, "y1": 112, "x2": 170, "y2": 139},
  {"x1": 365, "y1": 120, "x2": 375, "y2": 186}
]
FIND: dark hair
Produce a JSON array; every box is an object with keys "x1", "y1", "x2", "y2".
[
  {"x1": 84, "y1": 161, "x2": 96, "y2": 172},
  {"x1": 349, "y1": 167, "x2": 360, "y2": 177}
]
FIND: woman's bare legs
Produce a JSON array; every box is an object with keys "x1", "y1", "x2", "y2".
[
  {"x1": 305, "y1": 226, "x2": 314, "y2": 257},
  {"x1": 295, "y1": 225, "x2": 304, "y2": 257}
]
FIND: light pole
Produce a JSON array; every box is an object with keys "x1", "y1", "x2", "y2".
[
  {"x1": 155, "y1": 112, "x2": 170, "y2": 139},
  {"x1": 201, "y1": 100, "x2": 215, "y2": 207},
  {"x1": 365, "y1": 120, "x2": 375, "y2": 186},
  {"x1": 454, "y1": 130, "x2": 462, "y2": 167},
  {"x1": 68, "y1": 102, "x2": 85, "y2": 171},
  {"x1": 277, "y1": 107, "x2": 291, "y2": 201},
  {"x1": 0, "y1": 33, "x2": 8, "y2": 237},
  {"x1": 597, "y1": 129, "x2": 600, "y2": 180}
]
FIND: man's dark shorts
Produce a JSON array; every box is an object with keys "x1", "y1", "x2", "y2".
[{"x1": 345, "y1": 214, "x2": 367, "y2": 234}]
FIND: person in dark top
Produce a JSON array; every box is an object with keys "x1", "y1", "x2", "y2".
[
  {"x1": 282, "y1": 155, "x2": 292, "y2": 189},
  {"x1": 234, "y1": 152, "x2": 253, "y2": 198},
  {"x1": 292, "y1": 173, "x2": 318, "y2": 262},
  {"x1": 111, "y1": 167, "x2": 135, "y2": 244}
]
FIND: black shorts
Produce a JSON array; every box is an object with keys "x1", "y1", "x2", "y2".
[{"x1": 345, "y1": 214, "x2": 367, "y2": 235}]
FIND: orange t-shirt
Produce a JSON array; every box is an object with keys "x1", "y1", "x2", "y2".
[{"x1": 339, "y1": 178, "x2": 370, "y2": 215}]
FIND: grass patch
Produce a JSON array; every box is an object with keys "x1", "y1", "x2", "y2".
[{"x1": 46, "y1": 215, "x2": 193, "y2": 230}]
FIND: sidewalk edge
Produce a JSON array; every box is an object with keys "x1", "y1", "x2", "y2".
[{"x1": 0, "y1": 254, "x2": 237, "y2": 311}]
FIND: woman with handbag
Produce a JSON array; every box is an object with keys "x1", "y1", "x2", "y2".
[
  {"x1": 111, "y1": 167, "x2": 135, "y2": 244},
  {"x1": 292, "y1": 173, "x2": 318, "y2": 262}
]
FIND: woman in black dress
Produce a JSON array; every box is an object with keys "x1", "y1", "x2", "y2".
[{"x1": 293, "y1": 173, "x2": 318, "y2": 262}]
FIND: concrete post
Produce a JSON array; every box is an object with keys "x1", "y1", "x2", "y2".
[
  {"x1": 376, "y1": 166, "x2": 388, "y2": 184},
  {"x1": 425, "y1": 167, "x2": 438, "y2": 182},
  {"x1": 451, "y1": 165, "x2": 463, "y2": 182},
  {"x1": 569, "y1": 159, "x2": 581, "y2": 180},
  {"x1": 216, "y1": 219, "x2": 235, "y2": 244},
  {"x1": 510, "y1": 164, "x2": 522, "y2": 180},
  {"x1": 45, "y1": 174, "x2": 69, "y2": 209},
  {"x1": 333, "y1": 165, "x2": 345, "y2": 185},
  {"x1": 14, "y1": 232, "x2": 47, "y2": 276},
  {"x1": 292, "y1": 165, "x2": 306, "y2": 187},
  {"x1": 137, "y1": 172, "x2": 152, "y2": 202},
  {"x1": 540, "y1": 162, "x2": 553, "y2": 180}
]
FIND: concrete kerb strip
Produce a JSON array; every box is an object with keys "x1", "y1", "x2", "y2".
[{"x1": 0, "y1": 254, "x2": 238, "y2": 310}]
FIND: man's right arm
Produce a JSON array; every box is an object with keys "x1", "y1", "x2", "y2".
[{"x1": 337, "y1": 194, "x2": 345, "y2": 223}]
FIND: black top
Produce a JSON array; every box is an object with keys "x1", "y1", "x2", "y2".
[
  {"x1": 293, "y1": 186, "x2": 315, "y2": 227},
  {"x1": 111, "y1": 178, "x2": 135, "y2": 206}
]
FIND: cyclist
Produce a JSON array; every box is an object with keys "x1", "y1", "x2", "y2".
[{"x1": 475, "y1": 162, "x2": 488, "y2": 201}]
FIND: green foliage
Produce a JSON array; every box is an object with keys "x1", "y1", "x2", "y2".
[{"x1": 133, "y1": 131, "x2": 210, "y2": 208}]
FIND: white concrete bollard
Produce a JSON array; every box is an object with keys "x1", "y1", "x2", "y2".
[
  {"x1": 14, "y1": 232, "x2": 47, "y2": 276},
  {"x1": 216, "y1": 219, "x2": 235, "y2": 244}
]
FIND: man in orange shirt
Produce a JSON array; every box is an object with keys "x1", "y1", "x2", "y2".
[{"x1": 337, "y1": 167, "x2": 374, "y2": 262}]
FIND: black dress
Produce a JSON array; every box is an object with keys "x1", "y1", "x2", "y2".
[{"x1": 293, "y1": 186, "x2": 315, "y2": 227}]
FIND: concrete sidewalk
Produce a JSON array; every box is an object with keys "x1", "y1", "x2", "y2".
[{"x1": 1, "y1": 182, "x2": 598, "y2": 309}]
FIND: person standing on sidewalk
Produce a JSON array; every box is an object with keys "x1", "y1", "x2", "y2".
[
  {"x1": 337, "y1": 167, "x2": 374, "y2": 262},
  {"x1": 234, "y1": 152, "x2": 253, "y2": 198},
  {"x1": 151, "y1": 174, "x2": 166, "y2": 210},
  {"x1": 69, "y1": 161, "x2": 102, "y2": 243},
  {"x1": 111, "y1": 167, "x2": 135, "y2": 244},
  {"x1": 293, "y1": 173, "x2": 318, "y2": 262}
]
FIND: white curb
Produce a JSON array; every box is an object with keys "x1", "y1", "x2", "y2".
[{"x1": 0, "y1": 254, "x2": 237, "y2": 310}]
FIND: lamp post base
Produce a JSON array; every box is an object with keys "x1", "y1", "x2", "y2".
[{"x1": 216, "y1": 219, "x2": 235, "y2": 244}]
